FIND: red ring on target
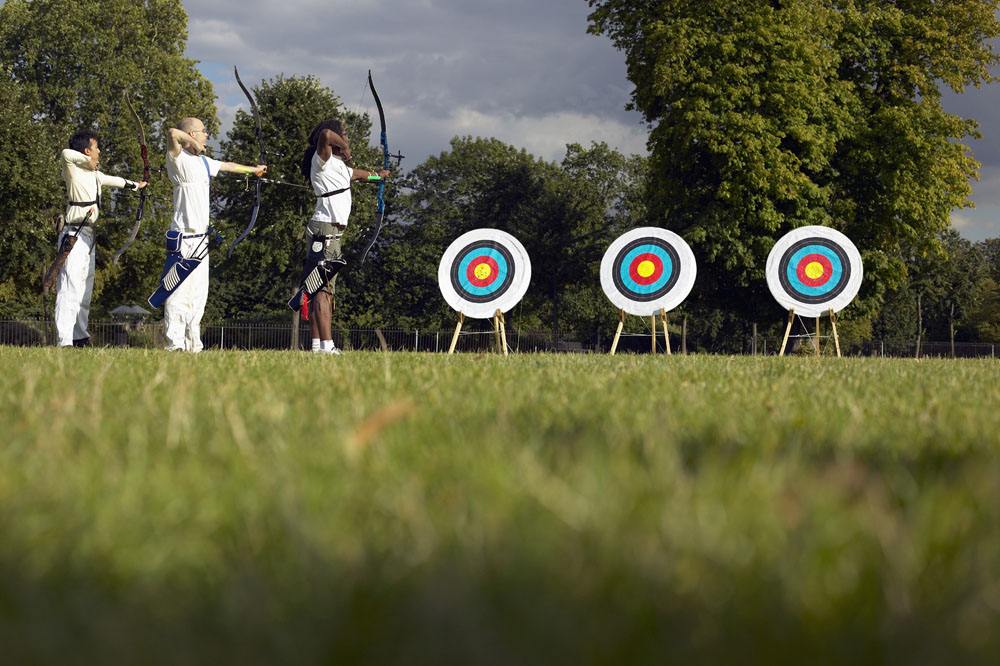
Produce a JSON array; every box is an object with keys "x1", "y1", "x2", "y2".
[
  {"x1": 628, "y1": 253, "x2": 664, "y2": 286},
  {"x1": 795, "y1": 253, "x2": 833, "y2": 287},
  {"x1": 466, "y1": 255, "x2": 500, "y2": 288}
]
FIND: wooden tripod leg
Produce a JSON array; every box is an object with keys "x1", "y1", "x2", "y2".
[
  {"x1": 448, "y1": 312, "x2": 464, "y2": 354},
  {"x1": 779, "y1": 310, "x2": 795, "y2": 357},
  {"x1": 493, "y1": 310, "x2": 503, "y2": 354},
  {"x1": 610, "y1": 309, "x2": 624, "y2": 355},
  {"x1": 815, "y1": 316, "x2": 822, "y2": 356},
  {"x1": 651, "y1": 315, "x2": 657, "y2": 353},
  {"x1": 661, "y1": 308, "x2": 671, "y2": 355},
  {"x1": 499, "y1": 310, "x2": 509, "y2": 356},
  {"x1": 829, "y1": 308, "x2": 841, "y2": 358}
]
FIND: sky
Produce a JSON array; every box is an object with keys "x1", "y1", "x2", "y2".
[{"x1": 182, "y1": 0, "x2": 1000, "y2": 241}]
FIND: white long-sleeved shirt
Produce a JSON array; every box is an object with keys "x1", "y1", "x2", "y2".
[{"x1": 61, "y1": 149, "x2": 134, "y2": 225}]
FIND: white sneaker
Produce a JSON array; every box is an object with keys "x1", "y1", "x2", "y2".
[{"x1": 317, "y1": 345, "x2": 342, "y2": 355}]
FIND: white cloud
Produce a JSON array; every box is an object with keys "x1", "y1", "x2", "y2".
[
  {"x1": 421, "y1": 107, "x2": 648, "y2": 162},
  {"x1": 188, "y1": 19, "x2": 246, "y2": 53}
]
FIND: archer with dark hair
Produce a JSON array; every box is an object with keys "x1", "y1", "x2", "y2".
[
  {"x1": 68, "y1": 130, "x2": 100, "y2": 154},
  {"x1": 47, "y1": 129, "x2": 147, "y2": 347},
  {"x1": 290, "y1": 118, "x2": 389, "y2": 354},
  {"x1": 300, "y1": 118, "x2": 347, "y2": 179}
]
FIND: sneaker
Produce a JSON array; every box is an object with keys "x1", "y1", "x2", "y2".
[{"x1": 319, "y1": 345, "x2": 342, "y2": 355}]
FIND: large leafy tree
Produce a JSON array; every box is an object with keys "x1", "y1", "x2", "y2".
[
  {"x1": 588, "y1": 0, "x2": 1000, "y2": 328},
  {"x1": 0, "y1": 0, "x2": 216, "y2": 316}
]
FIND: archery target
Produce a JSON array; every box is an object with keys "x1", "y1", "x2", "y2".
[
  {"x1": 766, "y1": 226, "x2": 863, "y2": 317},
  {"x1": 600, "y1": 227, "x2": 697, "y2": 316},
  {"x1": 438, "y1": 229, "x2": 532, "y2": 319}
]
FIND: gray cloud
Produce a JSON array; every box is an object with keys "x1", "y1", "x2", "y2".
[{"x1": 185, "y1": 0, "x2": 647, "y2": 165}]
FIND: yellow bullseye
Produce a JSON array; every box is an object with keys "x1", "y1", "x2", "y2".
[
  {"x1": 805, "y1": 261, "x2": 825, "y2": 280},
  {"x1": 636, "y1": 260, "x2": 656, "y2": 279},
  {"x1": 474, "y1": 263, "x2": 493, "y2": 280}
]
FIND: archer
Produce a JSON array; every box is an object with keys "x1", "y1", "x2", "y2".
[
  {"x1": 149, "y1": 117, "x2": 265, "y2": 352},
  {"x1": 47, "y1": 130, "x2": 147, "y2": 347}
]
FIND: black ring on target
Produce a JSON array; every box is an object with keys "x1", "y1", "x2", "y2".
[
  {"x1": 611, "y1": 237, "x2": 681, "y2": 303},
  {"x1": 777, "y1": 237, "x2": 851, "y2": 305},
  {"x1": 449, "y1": 240, "x2": 516, "y2": 304}
]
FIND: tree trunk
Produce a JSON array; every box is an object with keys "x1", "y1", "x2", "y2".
[
  {"x1": 949, "y1": 302, "x2": 955, "y2": 358},
  {"x1": 549, "y1": 281, "x2": 560, "y2": 342},
  {"x1": 915, "y1": 292, "x2": 922, "y2": 359}
]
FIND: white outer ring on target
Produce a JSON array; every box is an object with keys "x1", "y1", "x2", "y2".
[
  {"x1": 437, "y1": 228, "x2": 532, "y2": 319},
  {"x1": 765, "y1": 225, "x2": 863, "y2": 318},
  {"x1": 600, "y1": 227, "x2": 697, "y2": 317}
]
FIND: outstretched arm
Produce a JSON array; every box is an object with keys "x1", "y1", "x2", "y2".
[
  {"x1": 350, "y1": 167, "x2": 391, "y2": 182},
  {"x1": 218, "y1": 162, "x2": 267, "y2": 177},
  {"x1": 97, "y1": 173, "x2": 148, "y2": 191}
]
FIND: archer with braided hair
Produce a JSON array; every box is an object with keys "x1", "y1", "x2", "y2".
[{"x1": 291, "y1": 118, "x2": 389, "y2": 354}]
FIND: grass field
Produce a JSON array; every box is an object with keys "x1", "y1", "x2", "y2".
[{"x1": 1, "y1": 347, "x2": 998, "y2": 664}]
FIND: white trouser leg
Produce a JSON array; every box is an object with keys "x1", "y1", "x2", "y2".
[
  {"x1": 75, "y1": 241, "x2": 96, "y2": 341},
  {"x1": 186, "y1": 252, "x2": 209, "y2": 352},
  {"x1": 164, "y1": 236, "x2": 210, "y2": 352},
  {"x1": 54, "y1": 228, "x2": 95, "y2": 347}
]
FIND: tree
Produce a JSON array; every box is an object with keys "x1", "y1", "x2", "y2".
[
  {"x1": 874, "y1": 231, "x2": 988, "y2": 356},
  {"x1": 0, "y1": 72, "x2": 59, "y2": 314},
  {"x1": 588, "y1": 0, "x2": 1000, "y2": 329},
  {"x1": 935, "y1": 231, "x2": 986, "y2": 355},
  {"x1": 0, "y1": 0, "x2": 218, "y2": 316},
  {"x1": 971, "y1": 239, "x2": 1000, "y2": 341}
]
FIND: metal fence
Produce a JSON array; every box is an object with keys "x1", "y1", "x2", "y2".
[
  {"x1": 0, "y1": 319, "x2": 568, "y2": 353},
  {"x1": 745, "y1": 335, "x2": 998, "y2": 358},
  {"x1": 1, "y1": 318, "x2": 997, "y2": 357}
]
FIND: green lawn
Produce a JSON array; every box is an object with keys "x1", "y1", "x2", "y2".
[{"x1": 1, "y1": 348, "x2": 998, "y2": 664}]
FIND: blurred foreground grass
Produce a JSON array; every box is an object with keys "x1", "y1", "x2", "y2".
[{"x1": 0, "y1": 347, "x2": 998, "y2": 664}]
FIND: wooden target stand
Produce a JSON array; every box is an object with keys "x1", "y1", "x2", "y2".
[
  {"x1": 447, "y1": 309, "x2": 509, "y2": 355},
  {"x1": 610, "y1": 308, "x2": 672, "y2": 355},
  {"x1": 778, "y1": 308, "x2": 842, "y2": 357}
]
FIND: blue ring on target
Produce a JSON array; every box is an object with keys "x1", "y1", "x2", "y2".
[
  {"x1": 449, "y1": 241, "x2": 516, "y2": 304},
  {"x1": 611, "y1": 238, "x2": 680, "y2": 302},
  {"x1": 778, "y1": 238, "x2": 851, "y2": 305},
  {"x1": 617, "y1": 243, "x2": 674, "y2": 296},
  {"x1": 456, "y1": 248, "x2": 510, "y2": 297},
  {"x1": 784, "y1": 244, "x2": 843, "y2": 297}
]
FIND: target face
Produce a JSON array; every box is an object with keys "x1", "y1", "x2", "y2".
[
  {"x1": 600, "y1": 227, "x2": 697, "y2": 316},
  {"x1": 766, "y1": 226, "x2": 863, "y2": 317},
  {"x1": 438, "y1": 229, "x2": 532, "y2": 318}
]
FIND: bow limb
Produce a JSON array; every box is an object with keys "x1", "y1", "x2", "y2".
[
  {"x1": 227, "y1": 65, "x2": 267, "y2": 258},
  {"x1": 358, "y1": 69, "x2": 392, "y2": 266},
  {"x1": 112, "y1": 93, "x2": 151, "y2": 265}
]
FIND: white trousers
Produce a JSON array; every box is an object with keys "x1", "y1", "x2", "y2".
[
  {"x1": 163, "y1": 236, "x2": 210, "y2": 352},
  {"x1": 54, "y1": 226, "x2": 96, "y2": 346}
]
